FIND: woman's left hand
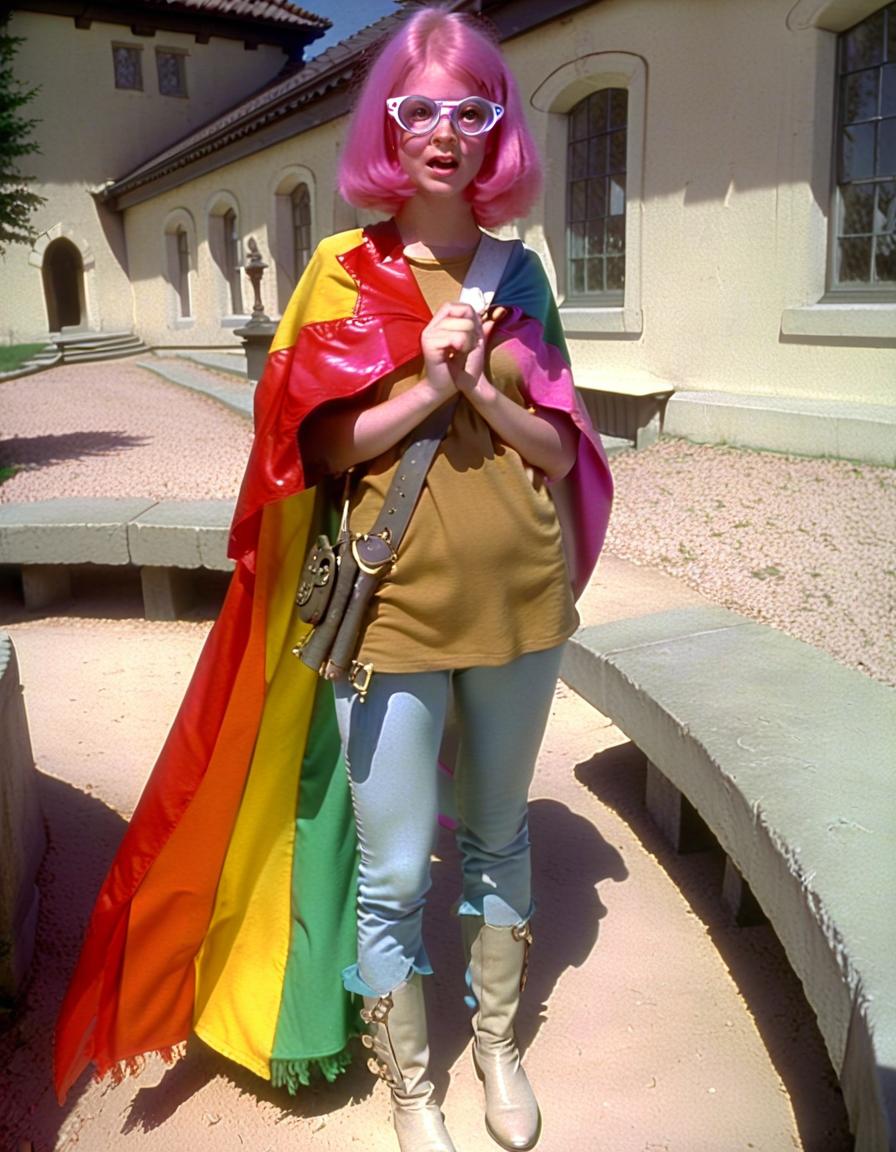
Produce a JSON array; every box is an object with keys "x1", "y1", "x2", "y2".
[{"x1": 453, "y1": 305, "x2": 578, "y2": 480}]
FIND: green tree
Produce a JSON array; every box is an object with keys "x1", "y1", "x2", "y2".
[{"x1": 0, "y1": 20, "x2": 45, "y2": 253}]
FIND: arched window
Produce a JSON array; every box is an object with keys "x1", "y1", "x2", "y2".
[
  {"x1": 223, "y1": 208, "x2": 243, "y2": 314},
  {"x1": 833, "y1": 3, "x2": 896, "y2": 288},
  {"x1": 532, "y1": 52, "x2": 645, "y2": 336},
  {"x1": 176, "y1": 227, "x2": 190, "y2": 315},
  {"x1": 567, "y1": 88, "x2": 628, "y2": 300},
  {"x1": 164, "y1": 212, "x2": 195, "y2": 322},
  {"x1": 273, "y1": 170, "x2": 316, "y2": 312},
  {"x1": 292, "y1": 184, "x2": 312, "y2": 281}
]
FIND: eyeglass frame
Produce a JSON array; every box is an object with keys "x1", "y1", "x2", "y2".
[{"x1": 385, "y1": 94, "x2": 505, "y2": 137}]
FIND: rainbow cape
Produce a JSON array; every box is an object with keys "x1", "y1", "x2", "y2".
[{"x1": 54, "y1": 220, "x2": 613, "y2": 1103}]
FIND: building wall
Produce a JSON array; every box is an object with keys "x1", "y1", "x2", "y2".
[
  {"x1": 122, "y1": 0, "x2": 894, "y2": 406},
  {"x1": 0, "y1": 10, "x2": 288, "y2": 343},
  {"x1": 122, "y1": 123, "x2": 344, "y2": 347},
  {"x1": 505, "y1": 0, "x2": 894, "y2": 406}
]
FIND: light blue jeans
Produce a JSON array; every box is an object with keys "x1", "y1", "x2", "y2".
[{"x1": 333, "y1": 644, "x2": 565, "y2": 997}]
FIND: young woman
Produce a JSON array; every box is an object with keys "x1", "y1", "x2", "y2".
[{"x1": 54, "y1": 9, "x2": 612, "y2": 1152}]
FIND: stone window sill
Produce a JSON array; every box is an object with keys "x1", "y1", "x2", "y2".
[
  {"x1": 560, "y1": 305, "x2": 643, "y2": 336},
  {"x1": 781, "y1": 302, "x2": 896, "y2": 340}
]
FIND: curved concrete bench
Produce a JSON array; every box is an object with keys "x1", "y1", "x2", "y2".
[
  {"x1": 0, "y1": 632, "x2": 45, "y2": 1008},
  {"x1": 561, "y1": 605, "x2": 896, "y2": 1152},
  {"x1": 0, "y1": 498, "x2": 234, "y2": 620}
]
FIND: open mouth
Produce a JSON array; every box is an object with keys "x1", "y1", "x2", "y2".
[{"x1": 427, "y1": 156, "x2": 459, "y2": 171}]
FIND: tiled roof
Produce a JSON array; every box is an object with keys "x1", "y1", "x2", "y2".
[{"x1": 127, "y1": 0, "x2": 330, "y2": 31}]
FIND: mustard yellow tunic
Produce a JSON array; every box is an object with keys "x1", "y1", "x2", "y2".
[{"x1": 349, "y1": 251, "x2": 578, "y2": 673}]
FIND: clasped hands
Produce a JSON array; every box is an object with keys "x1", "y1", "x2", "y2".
[{"x1": 420, "y1": 302, "x2": 507, "y2": 400}]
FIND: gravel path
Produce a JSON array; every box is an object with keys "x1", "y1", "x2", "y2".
[
  {"x1": 0, "y1": 357, "x2": 253, "y2": 503},
  {"x1": 606, "y1": 439, "x2": 896, "y2": 686},
  {"x1": 2, "y1": 359, "x2": 894, "y2": 684}
]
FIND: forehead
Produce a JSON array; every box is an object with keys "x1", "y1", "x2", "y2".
[{"x1": 400, "y1": 65, "x2": 480, "y2": 99}]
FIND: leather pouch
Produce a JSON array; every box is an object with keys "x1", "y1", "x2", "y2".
[{"x1": 295, "y1": 535, "x2": 338, "y2": 626}]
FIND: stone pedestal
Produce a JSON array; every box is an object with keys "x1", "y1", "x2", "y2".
[
  {"x1": 235, "y1": 321, "x2": 276, "y2": 384},
  {"x1": 0, "y1": 633, "x2": 46, "y2": 1007}
]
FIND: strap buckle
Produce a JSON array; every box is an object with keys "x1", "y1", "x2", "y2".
[
  {"x1": 351, "y1": 529, "x2": 397, "y2": 576},
  {"x1": 349, "y1": 660, "x2": 374, "y2": 702}
]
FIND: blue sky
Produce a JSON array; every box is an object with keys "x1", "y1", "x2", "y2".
[{"x1": 304, "y1": 0, "x2": 399, "y2": 58}]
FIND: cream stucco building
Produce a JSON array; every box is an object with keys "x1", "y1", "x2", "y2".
[
  {"x1": 1, "y1": 0, "x2": 329, "y2": 342},
  {"x1": 3, "y1": 0, "x2": 895, "y2": 461}
]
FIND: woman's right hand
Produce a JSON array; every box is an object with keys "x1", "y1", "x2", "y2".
[
  {"x1": 304, "y1": 306, "x2": 476, "y2": 473},
  {"x1": 421, "y1": 302, "x2": 480, "y2": 398}
]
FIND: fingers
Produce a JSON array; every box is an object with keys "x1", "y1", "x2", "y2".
[
  {"x1": 422, "y1": 308, "x2": 479, "y2": 359},
  {"x1": 431, "y1": 301, "x2": 478, "y2": 321},
  {"x1": 422, "y1": 302, "x2": 508, "y2": 364}
]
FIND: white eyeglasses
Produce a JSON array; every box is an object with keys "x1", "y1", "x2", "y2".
[{"x1": 386, "y1": 94, "x2": 505, "y2": 137}]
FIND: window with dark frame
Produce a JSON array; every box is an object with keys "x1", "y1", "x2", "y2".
[
  {"x1": 223, "y1": 209, "x2": 243, "y2": 314},
  {"x1": 291, "y1": 184, "x2": 312, "y2": 281},
  {"x1": 176, "y1": 226, "x2": 191, "y2": 318},
  {"x1": 566, "y1": 88, "x2": 627, "y2": 299},
  {"x1": 157, "y1": 49, "x2": 188, "y2": 98},
  {"x1": 834, "y1": 3, "x2": 896, "y2": 288},
  {"x1": 112, "y1": 44, "x2": 143, "y2": 91}
]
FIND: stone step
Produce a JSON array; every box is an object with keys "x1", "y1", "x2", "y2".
[
  {"x1": 51, "y1": 329, "x2": 135, "y2": 346},
  {"x1": 61, "y1": 341, "x2": 148, "y2": 364},
  {"x1": 45, "y1": 330, "x2": 148, "y2": 365}
]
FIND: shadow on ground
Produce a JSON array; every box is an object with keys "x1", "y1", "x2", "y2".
[
  {"x1": 0, "y1": 773, "x2": 127, "y2": 1152},
  {"x1": 0, "y1": 432, "x2": 151, "y2": 470},
  {"x1": 575, "y1": 739, "x2": 853, "y2": 1152},
  {"x1": 422, "y1": 796, "x2": 625, "y2": 1100},
  {"x1": 0, "y1": 565, "x2": 228, "y2": 625}
]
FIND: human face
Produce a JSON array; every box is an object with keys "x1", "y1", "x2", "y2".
[{"x1": 391, "y1": 66, "x2": 491, "y2": 199}]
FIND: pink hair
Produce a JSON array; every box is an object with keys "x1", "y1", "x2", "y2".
[{"x1": 337, "y1": 8, "x2": 542, "y2": 228}]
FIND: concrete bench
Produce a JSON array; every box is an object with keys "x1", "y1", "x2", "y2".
[
  {"x1": 0, "y1": 632, "x2": 45, "y2": 1008},
  {"x1": 0, "y1": 498, "x2": 234, "y2": 620},
  {"x1": 561, "y1": 605, "x2": 896, "y2": 1152},
  {"x1": 576, "y1": 374, "x2": 675, "y2": 450}
]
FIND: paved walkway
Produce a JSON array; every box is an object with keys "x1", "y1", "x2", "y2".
[
  {"x1": 2, "y1": 355, "x2": 893, "y2": 684},
  {"x1": 0, "y1": 358, "x2": 866, "y2": 1151}
]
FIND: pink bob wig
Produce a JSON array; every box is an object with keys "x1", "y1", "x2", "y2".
[{"x1": 337, "y1": 7, "x2": 542, "y2": 228}]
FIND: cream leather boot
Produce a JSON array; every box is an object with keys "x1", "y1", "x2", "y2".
[
  {"x1": 463, "y1": 918, "x2": 541, "y2": 1151},
  {"x1": 360, "y1": 974, "x2": 457, "y2": 1152}
]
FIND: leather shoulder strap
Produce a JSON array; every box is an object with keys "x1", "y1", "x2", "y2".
[{"x1": 459, "y1": 234, "x2": 520, "y2": 312}]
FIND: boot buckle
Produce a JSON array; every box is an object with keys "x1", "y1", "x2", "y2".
[
  {"x1": 511, "y1": 922, "x2": 533, "y2": 993},
  {"x1": 367, "y1": 1055, "x2": 396, "y2": 1085},
  {"x1": 360, "y1": 992, "x2": 394, "y2": 1025}
]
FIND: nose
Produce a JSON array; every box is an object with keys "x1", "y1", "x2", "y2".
[{"x1": 431, "y1": 109, "x2": 458, "y2": 142}]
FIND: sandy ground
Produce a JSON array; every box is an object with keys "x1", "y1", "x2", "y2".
[
  {"x1": 0, "y1": 357, "x2": 881, "y2": 1150},
  {"x1": 1, "y1": 603, "x2": 850, "y2": 1152}
]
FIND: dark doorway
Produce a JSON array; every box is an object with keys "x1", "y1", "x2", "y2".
[{"x1": 42, "y1": 238, "x2": 84, "y2": 332}]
